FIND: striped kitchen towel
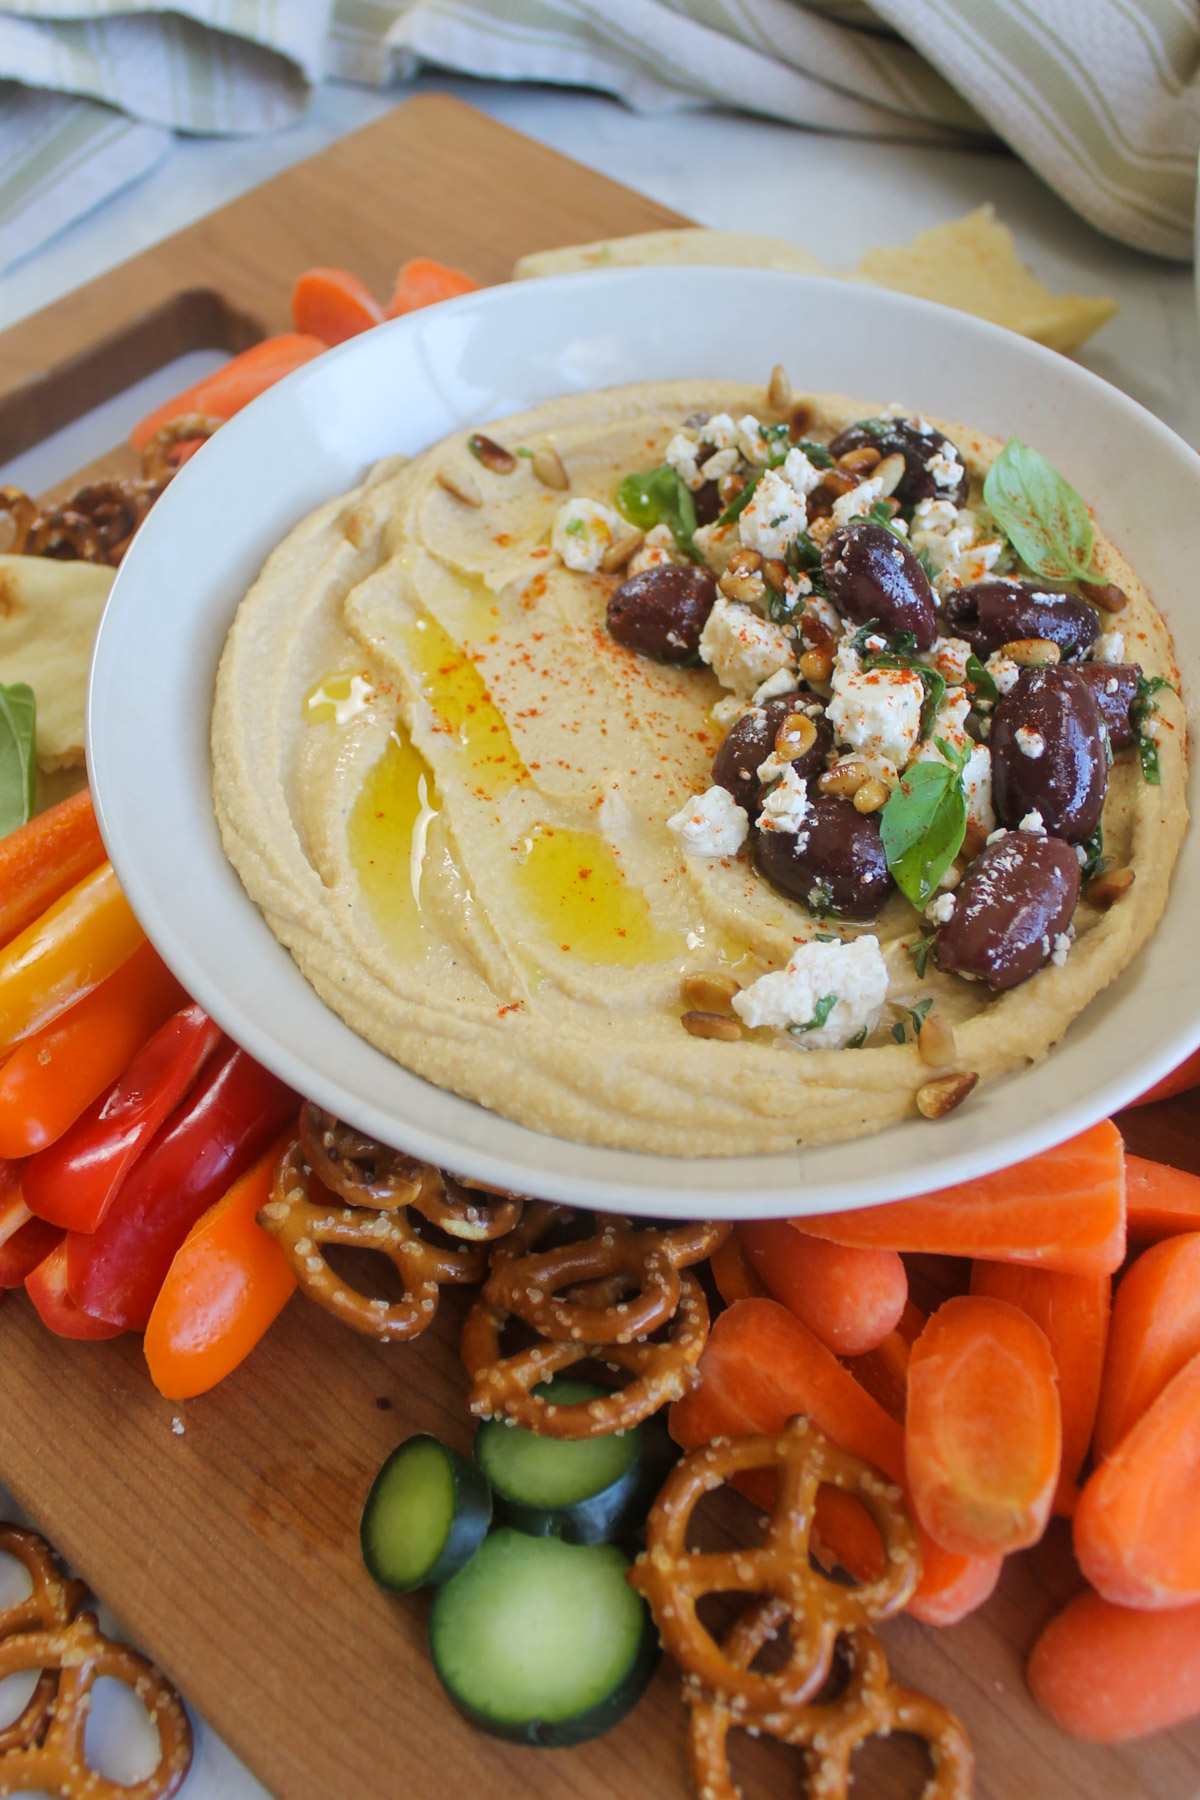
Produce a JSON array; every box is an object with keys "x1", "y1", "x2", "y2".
[{"x1": 0, "y1": 0, "x2": 1196, "y2": 274}]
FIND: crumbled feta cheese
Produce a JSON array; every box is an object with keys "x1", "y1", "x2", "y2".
[
  {"x1": 925, "y1": 635, "x2": 973, "y2": 686},
  {"x1": 664, "y1": 432, "x2": 704, "y2": 490},
  {"x1": 831, "y1": 475, "x2": 884, "y2": 529},
  {"x1": 757, "y1": 765, "x2": 811, "y2": 834},
  {"x1": 1051, "y1": 927, "x2": 1074, "y2": 967},
  {"x1": 551, "y1": 498, "x2": 623, "y2": 572},
  {"x1": 781, "y1": 446, "x2": 822, "y2": 498},
  {"x1": 963, "y1": 745, "x2": 995, "y2": 835},
  {"x1": 700, "y1": 446, "x2": 740, "y2": 483},
  {"x1": 984, "y1": 653, "x2": 1021, "y2": 697},
  {"x1": 910, "y1": 500, "x2": 1001, "y2": 595},
  {"x1": 731, "y1": 935, "x2": 889, "y2": 1049},
  {"x1": 693, "y1": 521, "x2": 738, "y2": 575},
  {"x1": 1015, "y1": 726, "x2": 1046, "y2": 759},
  {"x1": 703, "y1": 412, "x2": 740, "y2": 452},
  {"x1": 921, "y1": 690, "x2": 972, "y2": 753},
  {"x1": 802, "y1": 593, "x2": 842, "y2": 640},
  {"x1": 828, "y1": 650, "x2": 924, "y2": 768},
  {"x1": 626, "y1": 521, "x2": 678, "y2": 578},
  {"x1": 927, "y1": 891, "x2": 957, "y2": 925},
  {"x1": 738, "y1": 468, "x2": 809, "y2": 560},
  {"x1": 666, "y1": 785, "x2": 749, "y2": 857},
  {"x1": 699, "y1": 597, "x2": 797, "y2": 699},
  {"x1": 711, "y1": 694, "x2": 748, "y2": 731},
  {"x1": 171, "y1": 1416, "x2": 185, "y2": 1436},
  {"x1": 753, "y1": 667, "x2": 800, "y2": 704},
  {"x1": 1019, "y1": 810, "x2": 1047, "y2": 835},
  {"x1": 911, "y1": 497, "x2": 958, "y2": 540},
  {"x1": 987, "y1": 826, "x2": 1009, "y2": 845},
  {"x1": 925, "y1": 446, "x2": 964, "y2": 493},
  {"x1": 1092, "y1": 630, "x2": 1126, "y2": 663},
  {"x1": 736, "y1": 415, "x2": 771, "y2": 465},
  {"x1": 938, "y1": 538, "x2": 1002, "y2": 594}
]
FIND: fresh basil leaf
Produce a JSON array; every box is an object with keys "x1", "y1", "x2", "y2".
[
  {"x1": 982, "y1": 439, "x2": 1095, "y2": 581},
  {"x1": 1131, "y1": 674, "x2": 1172, "y2": 784},
  {"x1": 617, "y1": 465, "x2": 698, "y2": 556},
  {"x1": 0, "y1": 682, "x2": 36, "y2": 839},
  {"x1": 880, "y1": 752, "x2": 968, "y2": 909},
  {"x1": 787, "y1": 992, "x2": 838, "y2": 1037},
  {"x1": 716, "y1": 471, "x2": 761, "y2": 526},
  {"x1": 965, "y1": 653, "x2": 999, "y2": 706}
]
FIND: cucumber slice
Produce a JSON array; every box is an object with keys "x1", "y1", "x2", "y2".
[
  {"x1": 361, "y1": 1434, "x2": 491, "y2": 1593},
  {"x1": 429, "y1": 1528, "x2": 659, "y2": 1746},
  {"x1": 475, "y1": 1379, "x2": 665, "y2": 1544}
]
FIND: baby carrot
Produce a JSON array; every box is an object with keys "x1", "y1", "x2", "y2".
[
  {"x1": 1029, "y1": 1589, "x2": 1200, "y2": 1740},
  {"x1": 1125, "y1": 1153, "x2": 1200, "y2": 1242},
  {"x1": 1094, "y1": 1233, "x2": 1200, "y2": 1460},
  {"x1": 842, "y1": 1299, "x2": 927, "y2": 1423},
  {"x1": 1128, "y1": 1047, "x2": 1200, "y2": 1108},
  {"x1": 708, "y1": 1229, "x2": 767, "y2": 1305},
  {"x1": 291, "y1": 267, "x2": 383, "y2": 345},
  {"x1": 905, "y1": 1296, "x2": 1062, "y2": 1557},
  {"x1": 969, "y1": 1261, "x2": 1110, "y2": 1516},
  {"x1": 1075, "y1": 1349, "x2": 1200, "y2": 1607},
  {"x1": 796, "y1": 1119, "x2": 1125, "y2": 1277},
  {"x1": 385, "y1": 256, "x2": 479, "y2": 317},
  {"x1": 738, "y1": 1219, "x2": 907, "y2": 1356},
  {"x1": 129, "y1": 334, "x2": 327, "y2": 451},
  {"x1": 0, "y1": 864, "x2": 144, "y2": 1055},
  {"x1": 0, "y1": 788, "x2": 106, "y2": 950}
]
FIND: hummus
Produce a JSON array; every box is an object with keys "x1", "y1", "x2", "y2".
[{"x1": 211, "y1": 381, "x2": 1186, "y2": 1156}]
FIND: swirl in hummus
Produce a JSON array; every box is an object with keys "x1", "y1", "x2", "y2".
[{"x1": 211, "y1": 379, "x2": 1186, "y2": 1156}]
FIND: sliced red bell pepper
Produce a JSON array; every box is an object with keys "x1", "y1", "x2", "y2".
[
  {"x1": 26, "y1": 1241, "x2": 122, "y2": 1339},
  {"x1": 0, "y1": 1163, "x2": 29, "y2": 1248},
  {"x1": 23, "y1": 1002, "x2": 223, "y2": 1233},
  {"x1": 0, "y1": 1216, "x2": 62, "y2": 1287},
  {"x1": 65, "y1": 1041, "x2": 298, "y2": 1331}
]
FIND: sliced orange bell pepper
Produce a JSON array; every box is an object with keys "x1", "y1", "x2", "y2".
[
  {"x1": 0, "y1": 863, "x2": 144, "y2": 1056},
  {"x1": 143, "y1": 1125, "x2": 299, "y2": 1399},
  {"x1": 0, "y1": 940, "x2": 185, "y2": 1158},
  {"x1": 0, "y1": 788, "x2": 106, "y2": 951}
]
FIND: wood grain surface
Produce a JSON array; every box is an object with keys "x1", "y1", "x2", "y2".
[{"x1": 1, "y1": 92, "x2": 1197, "y2": 1800}]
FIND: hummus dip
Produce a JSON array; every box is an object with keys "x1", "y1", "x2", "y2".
[{"x1": 212, "y1": 380, "x2": 1186, "y2": 1156}]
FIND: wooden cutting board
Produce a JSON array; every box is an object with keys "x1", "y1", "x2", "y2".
[{"x1": 1, "y1": 93, "x2": 1197, "y2": 1800}]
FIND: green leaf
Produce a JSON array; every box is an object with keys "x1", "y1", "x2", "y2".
[
  {"x1": 1078, "y1": 823, "x2": 1105, "y2": 884},
  {"x1": 716, "y1": 471, "x2": 761, "y2": 526},
  {"x1": 982, "y1": 439, "x2": 1095, "y2": 581},
  {"x1": 880, "y1": 748, "x2": 968, "y2": 909},
  {"x1": 0, "y1": 682, "x2": 36, "y2": 839},
  {"x1": 867, "y1": 499, "x2": 905, "y2": 541},
  {"x1": 1131, "y1": 674, "x2": 1172, "y2": 785},
  {"x1": 907, "y1": 929, "x2": 936, "y2": 979},
  {"x1": 787, "y1": 993, "x2": 838, "y2": 1037},
  {"x1": 965, "y1": 653, "x2": 998, "y2": 706},
  {"x1": 846, "y1": 1026, "x2": 869, "y2": 1049},
  {"x1": 891, "y1": 997, "x2": 934, "y2": 1044},
  {"x1": 616, "y1": 465, "x2": 698, "y2": 557},
  {"x1": 795, "y1": 439, "x2": 834, "y2": 470}
]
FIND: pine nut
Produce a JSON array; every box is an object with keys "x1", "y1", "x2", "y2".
[
  {"x1": 726, "y1": 547, "x2": 763, "y2": 575},
  {"x1": 788, "y1": 400, "x2": 814, "y2": 440},
  {"x1": 600, "y1": 529, "x2": 644, "y2": 573},
  {"x1": 823, "y1": 469, "x2": 859, "y2": 498},
  {"x1": 1088, "y1": 865, "x2": 1135, "y2": 909},
  {"x1": 437, "y1": 464, "x2": 482, "y2": 507},
  {"x1": 775, "y1": 713, "x2": 818, "y2": 760},
  {"x1": 719, "y1": 571, "x2": 766, "y2": 606},
  {"x1": 874, "y1": 452, "x2": 907, "y2": 498},
  {"x1": 819, "y1": 760, "x2": 870, "y2": 798},
  {"x1": 683, "y1": 972, "x2": 741, "y2": 1011},
  {"x1": 799, "y1": 645, "x2": 834, "y2": 685},
  {"x1": 853, "y1": 777, "x2": 890, "y2": 814},
  {"x1": 916, "y1": 1071, "x2": 978, "y2": 1119},
  {"x1": 836, "y1": 446, "x2": 881, "y2": 474},
  {"x1": 718, "y1": 472, "x2": 746, "y2": 506},
  {"x1": 917, "y1": 1012, "x2": 958, "y2": 1068},
  {"x1": 763, "y1": 558, "x2": 788, "y2": 595},
  {"x1": 1080, "y1": 579, "x2": 1128, "y2": 614},
  {"x1": 468, "y1": 432, "x2": 516, "y2": 473},
  {"x1": 960, "y1": 821, "x2": 988, "y2": 862},
  {"x1": 532, "y1": 445, "x2": 569, "y2": 490},
  {"x1": 767, "y1": 364, "x2": 792, "y2": 416},
  {"x1": 682, "y1": 1011, "x2": 741, "y2": 1042},
  {"x1": 1001, "y1": 637, "x2": 1061, "y2": 667}
]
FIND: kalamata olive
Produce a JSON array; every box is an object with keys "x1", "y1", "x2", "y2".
[
  {"x1": 753, "y1": 795, "x2": 892, "y2": 921},
  {"x1": 990, "y1": 665, "x2": 1108, "y2": 842},
  {"x1": 711, "y1": 695, "x2": 832, "y2": 810},
  {"x1": 1074, "y1": 662, "x2": 1142, "y2": 751},
  {"x1": 941, "y1": 580, "x2": 1101, "y2": 660},
  {"x1": 607, "y1": 564, "x2": 717, "y2": 663},
  {"x1": 934, "y1": 830, "x2": 1081, "y2": 990},
  {"x1": 827, "y1": 417, "x2": 969, "y2": 507},
  {"x1": 693, "y1": 480, "x2": 722, "y2": 526},
  {"x1": 821, "y1": 520, "x2": 938, "y2": 652}
]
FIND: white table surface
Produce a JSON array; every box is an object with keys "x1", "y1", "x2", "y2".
[{"x1": 1, "y1": 69, "x2": 1197, "y2": 1800}]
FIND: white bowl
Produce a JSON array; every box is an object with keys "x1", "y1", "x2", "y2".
[{"x1": 88, "y1": 268, "x2": 1200, "y2": 1219}]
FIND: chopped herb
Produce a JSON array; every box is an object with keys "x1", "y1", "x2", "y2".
[
  {"x1": 795, "y1": 439, "x2": 834, "y2": 470},
  {"x1": 807, "y1": 879, "x2": 836, "y2": 919},
  {"x1": 515, "y1": 446, "x2": 533, "y2": 458},
  {"x1": 867, "y1": 499, "x2": 906, "y2": 541},
  {"x1": 848, "y1": 619, "x2": 882, "y2": 652},
  {"x1": 880, "y1": 741, "x2": 970, "y2": 909},
  {"x1": 1079, "y1": 824, "x2": 1105, "y2": 884},
  {"x1": 716, "y1": 471, "x2": 761, "y2": 526},
  {"x1": 814, "y1": 931, "x2": 839, "y2": 942},
  {"x1": 982, "y1": 439, "x2": 1096, "y2": 582},
  {"x1": 846, "y1": 1026, "x2": 869, "y2": 1049},
  {"x1": 0, "y1": 681, "x2": 36, "y2": 839},
  {"x1": 914, "y1": 545, "x2": 937, "y2": 583},
  {"x1": 786, "y1": 531, "x2": 824, "y2": 576},
  {"x1": 1131, "y1": 674, "x2": 1172, "y2": 783},
  {"x1": 890, "y1": 997, "x2": 934, "y2": 1044},
  {"x1": 768, "y1": 514, "x2": 787, "y2": 529},
  {"x1": 856, "y1": 627, "x2": 945, "y2": 740},
  {"x1": 564, "y1": 516, "x2": 585, "y2": 537},
  {"x1": 965, "y1": 653, "x2": 999, "y2": 706},
  {"x1": 788, "y1": 993, "x2": 838, "y2": 1036},
  {"x1": 907, "y1": 928, "x2": 936, "y2": 980},
  {"x1": 617, "y1": 464, "x2": 698, "y2": 557},
  {"x1": 768, "y1": 586, "x2": 805, "y2": 625}
]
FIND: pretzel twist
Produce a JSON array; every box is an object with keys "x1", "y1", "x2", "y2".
[
  {"x1": 0, "y1": 1525, "x2": 86, "y2": 1756},
  {"x1": 139, "y1": 414, "x2": 223, "y2": 484},
  {"x1": 0, "y1": 488, "x2": 37, "y2": 555},
  {"x1": 257, "y1": 1140, "x2": 485, "y2": 1341},
  {"x1": 686, "y1": 1596, "x2": 974, "y2": 1800},
  {"x1": 461, "y1": 1269, "x2": 709, "y2": 1437},
  {"x1": 629, "y1": 1419, "x2": 920, "y2": 1717},
  {"x1": 0, "y1": 1613, "x2": 192, "y2": 1800}
]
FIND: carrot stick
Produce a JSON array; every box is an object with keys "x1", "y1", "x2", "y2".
[
  {"x1": 905, "y1": 1296, "x2": 1061, "y2": 1556},
  {"x1": 795, "y1": 1119, "x2": 1125, "y2": 1278},
  {"x1": 843, "y1": 1299, "x2": 927, "y2": 1423},
  {"x1": 1128, "y1": 1047, "x2": 1200, "y2": 1108},
  {"x1": 1094, "y1": 1233, "x2": 1200, "y2": 1461},
  {"x1": 1125, "y1": 1153, "x2": 1200, "y2": 1242},
  {"x1": 738, "y1": 1219, "x2": 907, "y2": 1356},
  {"x1": 970, "y1": 1260, "x2": 1110, "y2": 1517},
  {"x1": 291, "y1": 266, "x2": 383, "y2": 345},
  {"x1": 0, "y1": 789, "x2": 106, "y2": 951},
  {"x1": 1028, "y1": 1589, "x2": 1200, "y2": 1740},
  {"x1": 708, "y1": 1230, "x2": 767, "y2": 1305},
  {"x1": 129, "y1": 334, "x2": 327, "y2": 451},
  {"x1": 670, "y1": 1297, "x2": 1000, "y2": 1623},
  {"x1": 1074, "y1": 1349, "x2": 1200, "y2": 1607},
  {"x1": 385, "y1": 256, "x2": 479, "y2": 318}
]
